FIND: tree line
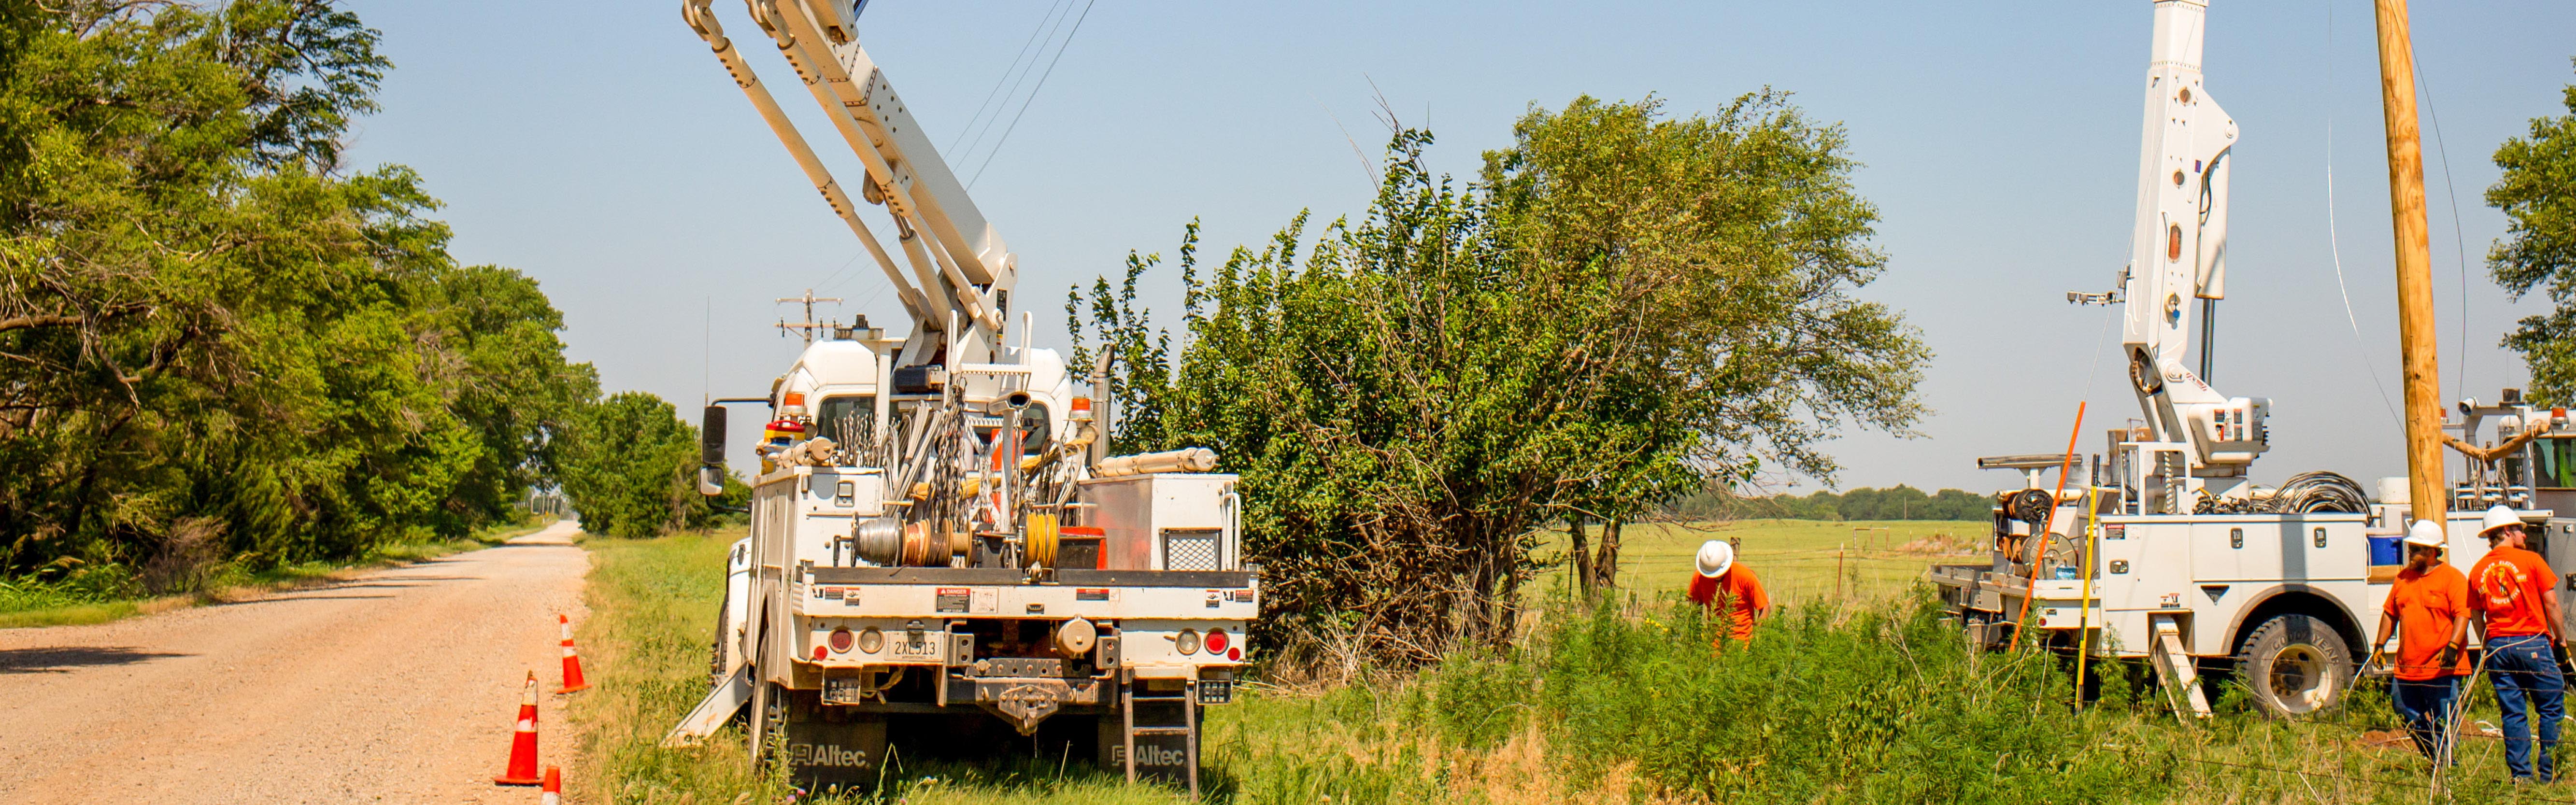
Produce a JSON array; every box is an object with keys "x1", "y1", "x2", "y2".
[
  {"x1": 0, "y1": 1, "x2": 717, "y2": 597},
  {"x1": 1660, "y1": 485, "x2": 1994, "y2": 522}
]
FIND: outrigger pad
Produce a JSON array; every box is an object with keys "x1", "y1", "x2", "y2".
[{"x1": 662, "y1": 665, "x2": 753, "y2": 748}]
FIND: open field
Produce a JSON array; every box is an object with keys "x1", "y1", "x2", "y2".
[
  {"x1": 577, "y1": 525, "x2": 2576, "y2": 805},
  {"x1": 1537, "y1": 519, "x2": 1988, "y2": 605}
]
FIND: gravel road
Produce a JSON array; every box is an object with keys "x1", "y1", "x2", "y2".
[{"x1": 0, "y1": 520, "x2": 591, "y2": 804}]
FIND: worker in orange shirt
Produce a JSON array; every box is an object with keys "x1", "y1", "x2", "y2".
[
  {"x1": 1689, "y1": 539, "x2": 1769, "y2": 645},
  {"x1": 2371, "y1": 520, "x2": 2473, "y2": 764},
  {"x1": 2469, "y1": 505, "x2": 2567, "y2": 784}
]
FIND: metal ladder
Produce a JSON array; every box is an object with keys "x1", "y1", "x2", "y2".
[{"x1": 1120, "y1": 671, "x2": 1199, "y2": 796}]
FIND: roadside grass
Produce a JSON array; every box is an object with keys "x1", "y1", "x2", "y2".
[
  {"x1": 0, "y1": 514, "x2": 559, "y2": 629},
  {"x1": 575, "y1": 523, "x2": 2564, "y2": 805}
]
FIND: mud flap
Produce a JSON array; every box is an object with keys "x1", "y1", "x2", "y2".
[
  {"x1": 663, "y1": 664, "x2": 753, "y2": 747},
  {"x1": 783, "y1": 716, "x2": 888, "y2": 791}
]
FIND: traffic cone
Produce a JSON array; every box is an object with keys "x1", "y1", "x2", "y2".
[
  {"x1": 556, "y1": 614, "x2": 591, "y2": 693},
  {"x1": 494, "y1": 671, "x2": 543, "y2": 786},
  {"x1": 539, "y1": 766, "x2": 563, "y2": 805}
]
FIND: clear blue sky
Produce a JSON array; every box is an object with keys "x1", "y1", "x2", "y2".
[{"x1": 339, "y1": 0, "x2": 2574, "y2": 494}]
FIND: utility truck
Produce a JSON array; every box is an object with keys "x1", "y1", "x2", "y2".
[
  {"x1": 1929, "y1": 0, "x2": 2576, "y2": 718},
  {"x1": 665, "y1": 1, "x2": 1256, "y2": 793}
]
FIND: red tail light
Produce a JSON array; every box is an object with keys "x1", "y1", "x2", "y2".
[
  {"x1": 1205, "y1": 628, "x2": 1229, "y2": 654},
  {"x1": 828, "y1": 627, "x2": 854, "y2": 653}
]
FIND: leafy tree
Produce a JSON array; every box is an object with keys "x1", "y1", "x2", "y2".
[
  {"x1": 0, "y1": 2, "x2": 590, "y2": 582},
  {"x1": 2493, "y1": 60, "x2": 2576, "y2": 402},
  {"x1": 1073, "y1": 95, "x2": 1927, "y2": 664},
  {"x1": 555, "y1": 392, "x2": 700, "y2": 539}
]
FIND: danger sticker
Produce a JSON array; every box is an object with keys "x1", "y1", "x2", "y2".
[{"x1": 935, "y1": 587, "x2": 970, "y2": 613}]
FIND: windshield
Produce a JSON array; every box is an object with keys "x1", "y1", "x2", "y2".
[
  {"x1": 2538, "y1": 436, "x2": 2576, "y2": 490},
  {"x1": 814, "y1": 395, "x2": 876, "y2": 448}
]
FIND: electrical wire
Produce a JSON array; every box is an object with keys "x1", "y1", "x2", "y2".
[
  {"x1": 955, "y1": 0, "x2": 1081, "y2": 173},
  {"x1": 2320, "y1": 0, "x2": 2405, "y2": 428},
  {"x1": 947, "y1": 0, "x2": 1074, "y2": 155},
  {"x1": 2416, "y1": 59, "x2": 2474, "y2": 398},
  {"x1": 968, "y1": 0, "x2": 1097, "y2": 188}
]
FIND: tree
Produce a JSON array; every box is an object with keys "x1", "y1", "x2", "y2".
[
  {"x1": 0, "y1": 2, "x2": 592, "y2": 581},
  {"x1": 555, "y1": 392, "x2": 700, "y2": 539},
  {"x1": 2492, "y1": 60, "x2": 2576, "y2": 403},
  {"x1": 1073, "y1": 94, "x2": 1928, "y2": 665}
]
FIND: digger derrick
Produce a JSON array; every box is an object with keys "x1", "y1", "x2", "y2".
[
  {"x1": 1930, "y1": 0, "x2": 2576, "y2": 722},
  {"x1": 668, "y1": 1, "x2": 1255, "y2": 795}
]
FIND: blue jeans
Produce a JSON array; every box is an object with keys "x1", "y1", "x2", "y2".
[
  {"x1": 2488, "y1": 634, "x2": 2564, "y2": 781},
  {"x1": 2391, "y1": 675, "x2": 2461, "y2": 761}
]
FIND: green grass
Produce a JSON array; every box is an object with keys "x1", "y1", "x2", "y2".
[
  {"x1": 575, "y1": 522, "x2": 2576, "y2": 805},
  {"x1": 0, "y1": 514, "x2": 558, "y2": 629}
]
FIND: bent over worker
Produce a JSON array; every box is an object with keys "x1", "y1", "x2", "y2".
[
  {"x1": 1689, "y1": 539, "x2": 1769, "y2": 644},
  {"x1": 2469, "y1": 505, "x2": 2567, "y2": 784},
  {"x1": 2372, "y1": 519, "x2": 2473, "y2": 764}
]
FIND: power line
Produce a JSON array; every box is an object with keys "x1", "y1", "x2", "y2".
[
  {"x1": 947, "y1": 0, "x2": 1073, "y2": 155},
  {"x1": 956, "y1": 0, "x2": 1079, "y2": 170},
  {"x1": 969, "y1": 0, "x2": 1097, "y2": 188}
]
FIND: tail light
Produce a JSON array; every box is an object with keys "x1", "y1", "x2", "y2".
[
  {"x1": 828, "y1": 627, "x2": 854, "y2": 653},
  {"x1": 1175, "y1": 629, "x2": 1199, "y2": 655},
  {"x1": 1205, "y1": 628, "x2": 1229, "y2": 654}
]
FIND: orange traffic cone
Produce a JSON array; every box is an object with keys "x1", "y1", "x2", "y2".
[
  {"x1": 494, "y1": 671, "x2": 543, "y2": 786},
  {"x1": 540, "y1": 766, "x2": 563, "y2": 805},
  {"x1": 556, "y1": 614, "x2": 591, "y2": 693}
]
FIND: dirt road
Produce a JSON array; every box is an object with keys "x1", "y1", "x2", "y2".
[{"x1": 0, "y1": 521, "x2": 590, "y2": 804}]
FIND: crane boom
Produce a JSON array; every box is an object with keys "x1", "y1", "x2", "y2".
[
  {"x1": 2113, "y1": 0, "x2": 2269, "y2": 487},
  {"x1": 688, "y1": 0, "x2": 1021, "y2": 368}
]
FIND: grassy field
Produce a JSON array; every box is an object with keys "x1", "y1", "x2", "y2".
[
  {"x1": 572, "y1": 522, "x2": 2576, "y2": 805},
  {"x1": 0, "y1": 514, "x2": 560, "y2": 629},
  {"x1": 1537, "y1": 519, "x2": 1987, "y2": 605}
]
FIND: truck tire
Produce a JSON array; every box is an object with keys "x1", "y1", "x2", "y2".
[
  {"x1": 748, "y1": 673, "x2": 782, "y2": 767},
  {"x1": 708, "y1": 596, "x2": 729, "y2": 689},
  {"x1": 2234, "y1": 613, "x2": 2353, "y2": 717}
]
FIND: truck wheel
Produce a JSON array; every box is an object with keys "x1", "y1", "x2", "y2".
[
  {"x1": 2234, "y1": 614, "x2": 2353, "y2": 717},
  {"x1": 708, "y1": 596, "x2": 729, "y2": 688},
  {"x1": 749, "y1": 675, "x2": 787, "y2": 768}
]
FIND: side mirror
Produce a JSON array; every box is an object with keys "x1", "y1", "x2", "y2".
[
  {"x1": 700, "y1": 405, "x2": 727, "y2": 466},
  {"x1": 697, "y1": 466, "x2": 725, "y2": 497}
]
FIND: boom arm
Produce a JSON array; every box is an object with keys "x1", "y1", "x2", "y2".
[
  {"x1": 2117, "y1": 0, "x2": 2268, "y2": 479},
  {"x1": 687, "y1": 0, "x2": 1021, "y2": 367}
]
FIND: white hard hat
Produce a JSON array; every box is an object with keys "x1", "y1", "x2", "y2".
[
  {"x1": 1695, "y1": 540, "x2": 1735, "y2": 579},
  {"x1": 2479, "y1": 505, "x2": 2526, "y2": 539},
  {"x1": 2403, "y1": 519, "x2": 2446, "y2": 550}
]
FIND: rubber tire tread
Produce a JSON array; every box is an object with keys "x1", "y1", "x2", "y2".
[{"x1": 2233, "y1": 613, "x2": 2354, "y2": 718}]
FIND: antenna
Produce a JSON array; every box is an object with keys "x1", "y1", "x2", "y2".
[{"x1": 774, "y1": 289, "x2": 845, "y2": 344}]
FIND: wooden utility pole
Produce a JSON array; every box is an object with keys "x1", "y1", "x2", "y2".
[{"x1": 2376, "y1": 0, "x2": 2446, "y2": 532}]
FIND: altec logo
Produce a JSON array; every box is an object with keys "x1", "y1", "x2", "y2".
[
  {"x1": 1120, "y1": 743, "x2": 1187, "y2": 766},
  {"x1": 790, "y1": 743, "x2": 873, "y2": 768}
]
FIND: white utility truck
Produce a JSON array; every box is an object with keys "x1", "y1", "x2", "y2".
[
  {"x1": 1929, "y1": 0, "x2": 2576, "y2": 718},
  {"x1": 665, "y1": 1, "x2": 1256, "y2": 793}
]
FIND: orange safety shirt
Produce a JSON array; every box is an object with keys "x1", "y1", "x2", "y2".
[
  {"x1": 2383, "y1": 563, "x2": 2472, "y2": 680},
  {"x1": 1687, "y1": 565, "x2": 1769, "y2": 642},
  {"x1": 2470, "y1": 545, "x2": 2558, "y2": 637}
]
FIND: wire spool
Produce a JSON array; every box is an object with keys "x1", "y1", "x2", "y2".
[
  {"x1": 2008, "y1": 489, "x2": 2056, "y2": 525},
  {"x1": 1024, "y1": 512, "x2": 1060, "y2": 568},
  {"x1": 899, "y1": 521, "x2": 931, "y2": 566},
  {"x1": 854, "y1": 517, "x2": 902, "y2": 565}
]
